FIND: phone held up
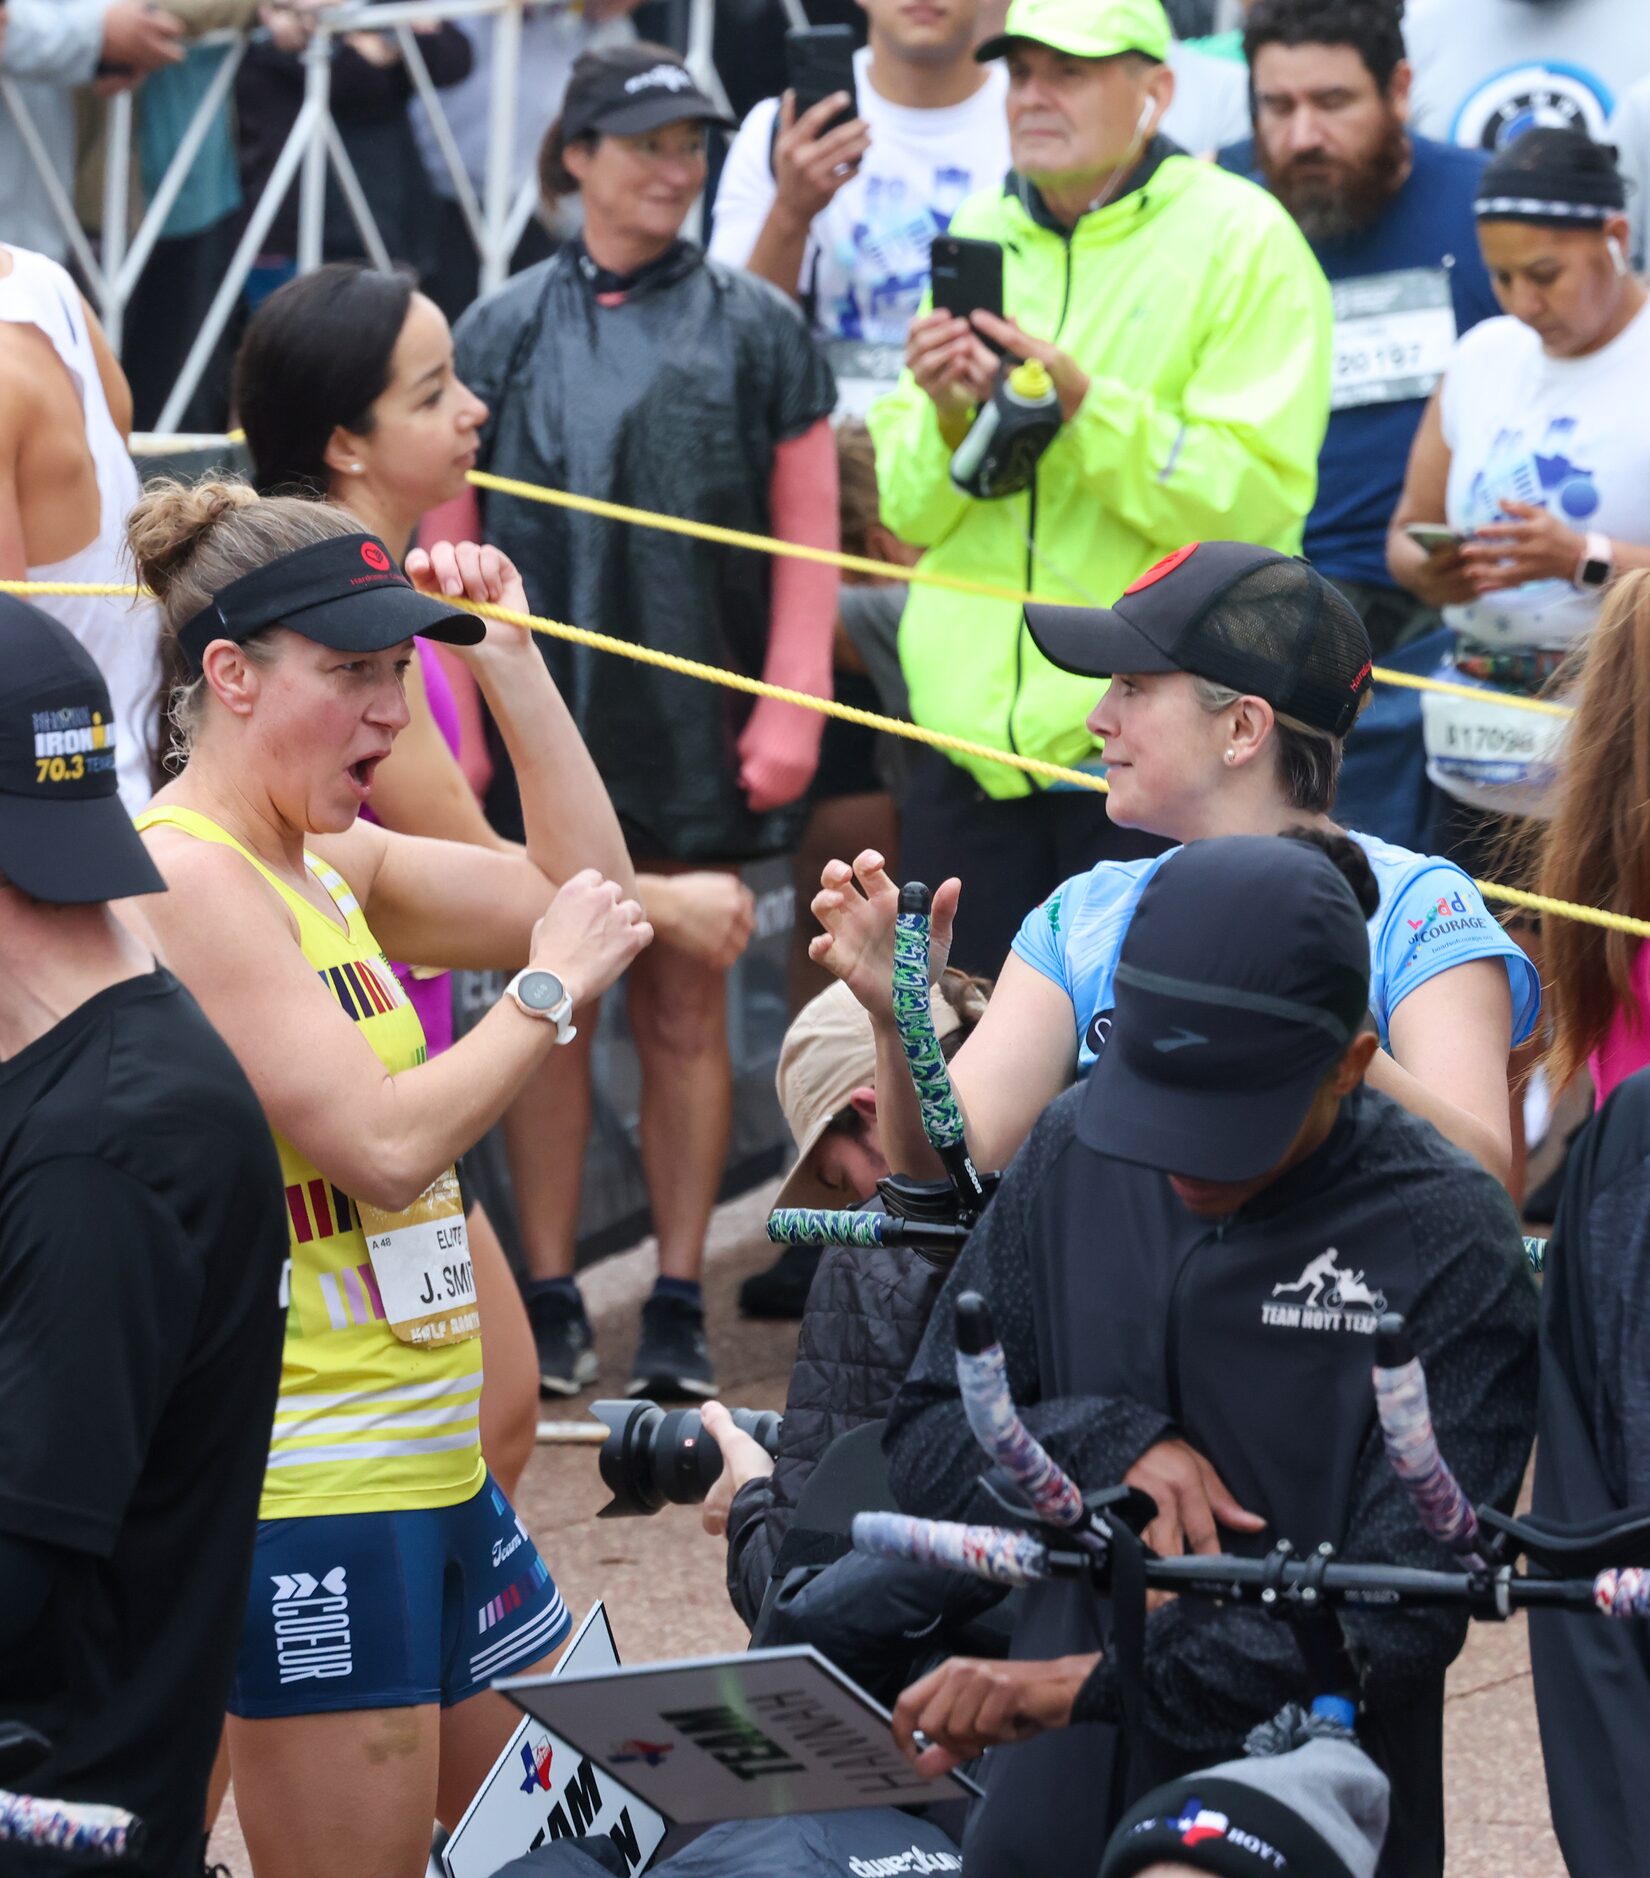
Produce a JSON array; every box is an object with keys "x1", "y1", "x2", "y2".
[
  {"x1": 930, "y1": 235, "x2": 1005, "y2": 354},
  {"x1": 1404, "y1": 523, "x2": 1469, "y2": 555},
  {"x1": 785, "y1": 24, "x2": 858, "y2": 135}
]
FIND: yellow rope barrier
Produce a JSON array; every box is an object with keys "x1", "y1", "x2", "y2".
[
  {"x1": 126, "y1": 435, "x2": 1578, "y2": 721},
  {"x1": 6, "y1": 573, "x2": 1641, "y2": 938},
  {"x1": 466, "y1": 469, "x2": 1578, "y2": 723}
]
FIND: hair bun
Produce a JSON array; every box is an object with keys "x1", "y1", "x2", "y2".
[
  {"x1": 1282, "y1": 826, "x2": 1381, "y2": 920},
  {"x1": 128, "y1": 477, "x2": 259, "y2": 601}
]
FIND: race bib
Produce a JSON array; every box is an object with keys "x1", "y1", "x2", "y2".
[
  {"x1": 1420, "y1": 681, "x2": 1569, "y2": 818},
  {"x1": 357, "y1": 1167, "x2": 479, "y2": 1347},
  {"x1": 1330, "y1": 267, "x2": 1457, "y2": 412}
]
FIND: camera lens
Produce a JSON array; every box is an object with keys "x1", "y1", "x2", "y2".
[{"x1": 589, "y1": 1399, "x2": 781, "y2": 1518}]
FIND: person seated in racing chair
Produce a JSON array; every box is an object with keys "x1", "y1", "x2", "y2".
[
  {"x1": 882, "y1": 830, "x2": 1537, "y2": 1878},
  {"x1": 700, "y1": 968, "x2": 990, "y2": 1631}
]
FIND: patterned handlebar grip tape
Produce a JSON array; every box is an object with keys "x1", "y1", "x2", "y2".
[
  {"x1": 893, "y1": 904, "x2": 968, "y2": 1153},
  {"x1": 958, "y1": 1338, "x2": 1088, "y2": 1531},
  {"x1": 766, "y1": 1208, "x2": 887, "y2": 1247},
  {"x1": 853, "y1": 1511, "x2": 1053, "y2": 1588},
  {"x1": 1373, "y1": 1355, "x2": 1487, "y2": 1570}
]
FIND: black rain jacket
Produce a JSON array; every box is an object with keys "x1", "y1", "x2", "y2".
[{"x1": 454, "y1": 242, "x2": 836, "y2": 861}]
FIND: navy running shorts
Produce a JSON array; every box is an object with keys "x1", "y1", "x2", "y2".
[{"x1": 230, "y1": 1474, "x2": 570, "y2": 1717}]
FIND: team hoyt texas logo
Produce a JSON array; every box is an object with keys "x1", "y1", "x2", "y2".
[
  {"x1": 1121, "y1": 1795, "x2": 1289, "y2": 1868},
  {"x1": 1262, "y1": 1246, "x2": 1387, "y2": 1336}
]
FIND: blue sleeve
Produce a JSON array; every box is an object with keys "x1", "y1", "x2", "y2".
[
  {"x1": 1010, "y1": 874, "x2": 1081, "y2": 999},
  {"x1": 1374, "y1": 862, "x2": 1542, "y2": 1046}
]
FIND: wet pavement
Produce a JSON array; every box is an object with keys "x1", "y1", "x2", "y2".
[{"x1": 208, "y1": 1177, "x2": 1566, "y2": 1875}]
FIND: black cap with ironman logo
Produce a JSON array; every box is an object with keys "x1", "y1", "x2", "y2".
[
  {"x1": 0, "y1": 594, "x2": 166, "y2": 903},
  {"x1": 1024, "y1": 543, "x2": 1374, "y2": 738},
  {"x1": 175, "y1": 532, "x2": 485, "y2": 674}
]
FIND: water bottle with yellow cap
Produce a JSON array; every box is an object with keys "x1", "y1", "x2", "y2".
[{"x1": 949, "y1": 355, "x2": 1064, "y2": 501}]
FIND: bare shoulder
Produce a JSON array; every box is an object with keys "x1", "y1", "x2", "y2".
[{"x1": 138, "y1": 821, "x2": 302, "y2": 947}]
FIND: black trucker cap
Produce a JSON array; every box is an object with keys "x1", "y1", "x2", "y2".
[
  {"x1": 1025, "y1": 543, "x2": 1374, "y2": 738},
  {"x1": 1078, "y1": 835, "x2": 1372, "y2": 1182},
  {"x1": 0, "y1": 594, "x2": 166, "y2": 903},
  {"x1": 176, "y1": 533, "x2": 484, "y2": 674},
  {"x1": 561, "y1": 43, "x2": 734, "y2": 141}
]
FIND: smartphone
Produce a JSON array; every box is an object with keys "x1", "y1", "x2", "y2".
[
  {"x1": 786, "y1": 25, "x2": 858, "y2": 134},
  {"x1": 1404, "y1": 523, "x2": 1468, "y2": 554},
  {"x1": 930, "y1": 234, "x2": 1003, "y2": 326}
]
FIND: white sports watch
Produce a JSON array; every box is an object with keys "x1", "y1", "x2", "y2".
[{"x1": 503, "y1": 969, "x2": 576, "y2": 1044}]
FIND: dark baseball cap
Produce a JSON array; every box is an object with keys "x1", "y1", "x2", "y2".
[
  {"x1": 0, "y1": 594, "x2": 166, "y2": 903},
  {"x1": 1078, "y1": 836, "x2": 1372, "y2": 1182},
  {"x1": 1025, "y1": 543, "x2": 1374, "y2": 738},
  {"x1": 561, "y1": 43, "x2": 734, "y2": 142},
  {"x1": 176, "y1": 532, "x2": 484, "y2": 673}
]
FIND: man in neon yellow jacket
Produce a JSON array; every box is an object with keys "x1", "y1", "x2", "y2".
[{"x1": 867, "y1": 0, "x2": 1331, "y2": 969}]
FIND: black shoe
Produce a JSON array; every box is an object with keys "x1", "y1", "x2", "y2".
[
  {"x1": 628, "y1": 1291, "x2": 716, "y2": 1400},
  {"x1": 528, "y1": 1285, "x2": 598, "y2": 1397},
  {"x1": 738, "y1": 1243, "x2": 821, "y2": 1320}
]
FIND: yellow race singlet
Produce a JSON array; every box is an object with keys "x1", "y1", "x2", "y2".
[{"x1": 135, "y1": 805, "x2": 485, "y2": 1520}]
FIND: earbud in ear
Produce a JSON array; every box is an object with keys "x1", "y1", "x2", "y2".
[
  {"x1": 1135, "y1": 98, "x2": 1154, "y2": 139},
  {"x1": 1608, "y1": 235, "x2": 1629, "y2": 277}
]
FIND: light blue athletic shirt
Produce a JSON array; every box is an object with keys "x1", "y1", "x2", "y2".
[{"x1": 1012, "y1": 830, "x2": 1541, "y2": 1072}]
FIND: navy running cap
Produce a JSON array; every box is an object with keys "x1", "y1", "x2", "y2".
[
  {"x1": 175, "y1": 533, "x2": 483, "y2": 674},
  {"x1": 561, "y1": 43, "x2": 735, "y2": 141},
  {"x1": 1025, "y1": 542, "x2": 1373, "y2": 738},
  {"x1": 0, "y1": 593, "x2": 166, "y2": 903},
  {"x1": 1078, "y1": 836, "x2": 1372, "y2": 1183}
]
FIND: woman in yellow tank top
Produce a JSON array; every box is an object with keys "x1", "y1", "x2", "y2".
[{"x1": 120, "y1": 479, "x2": 650, "y2": 1878}]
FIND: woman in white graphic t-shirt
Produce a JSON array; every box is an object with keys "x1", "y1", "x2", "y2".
[{"x1": 1389, "y1": 125, "x2": 1650, "y2": 822}]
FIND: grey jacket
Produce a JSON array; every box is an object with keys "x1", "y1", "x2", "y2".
[{"x1": 724, "y1": 1236, "x2": 945, "y2": 1628}]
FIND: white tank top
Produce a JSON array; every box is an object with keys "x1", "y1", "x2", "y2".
[{"x1": 0, "y1": 246, "x2": 159, "y2": 812}]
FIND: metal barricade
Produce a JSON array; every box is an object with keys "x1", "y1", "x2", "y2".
[{"x1": 0, "y1": 0, "x2": 728, "y2": 428}]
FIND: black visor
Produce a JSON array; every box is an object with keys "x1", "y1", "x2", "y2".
[{"x1": 176, "y1": 534, "x2": 485, "y2": 673}]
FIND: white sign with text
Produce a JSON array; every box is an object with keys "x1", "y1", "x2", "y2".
[
  {"x1": 498, "y1": 1646, "x2": 981, "y2": 1824},
  {"x1": 443, "y1": 1603, "x2": 667, "y2": 1878}
]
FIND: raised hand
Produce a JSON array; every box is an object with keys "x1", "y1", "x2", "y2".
[
  {"x1": 404, "y1": 540, "x2": 537, "y2": 666},
  {"x1": 808, "y1": 849, "x2": 960, "y2": 1022}
]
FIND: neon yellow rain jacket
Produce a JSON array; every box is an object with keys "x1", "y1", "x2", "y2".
[{"x1": 868, "y1": 150, "x2": 1332, "y2": 796}]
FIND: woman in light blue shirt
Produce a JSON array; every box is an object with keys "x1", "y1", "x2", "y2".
[{"x1": 811, "y1": 543, "x2": 1538, "y2": 1187}]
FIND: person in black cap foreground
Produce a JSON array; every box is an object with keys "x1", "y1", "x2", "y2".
[
  {"x1": 882, "y1": 832, "x2": 1538, "y2": 1878},
  {"x1": 811, "y1": 542, "x2": 1540, "y2": 1196},
  {"x1": 450, "y1": 38, "x2": 841, "y2": 1400},
  {"x1": 115, "y1": 482, "x2": 649, "y2": 1876},
  {"x1": 0, "y1": 596, "x2": 288, "y2": 1877}
]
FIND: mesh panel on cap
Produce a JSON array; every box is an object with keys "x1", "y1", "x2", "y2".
[{"x1": 1178, "y1": 560, "x2": 1371, "y2": 736}]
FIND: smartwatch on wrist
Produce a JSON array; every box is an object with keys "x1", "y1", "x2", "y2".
[
  {"x1": 1576, "y1": 531, "x2": 1615, "y2": 590},
  {"x1": 503, "y1": 969, "x2": 576, "y2": 1044}
]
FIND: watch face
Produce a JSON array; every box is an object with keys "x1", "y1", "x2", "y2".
[{"x1": 516, "y1": 971, "x2": 566, "y2": 1012}]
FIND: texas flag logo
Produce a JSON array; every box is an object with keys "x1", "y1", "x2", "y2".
[
  {"x1": 518, "y1": 1736, "x2": 554, "y2": 1794},
  {"x1": 1174, "y1": 1798, "x2": 1231, "y2": 1847}
]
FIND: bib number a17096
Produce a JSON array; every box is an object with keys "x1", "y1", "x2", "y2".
[{"x1": 357, "y1": 1166, "x2": 480, "y2": 1347}]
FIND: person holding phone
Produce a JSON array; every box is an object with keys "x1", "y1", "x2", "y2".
[
  {"x1": 1388, "y1": 126, "x2": 1650, "y2": 834},
  {"x1": 709, "y1": 0, "x2": 1011, "y2": 417},
  {"x1": 867, "y1": 0, "x2": 1332, "y2": 974}
]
